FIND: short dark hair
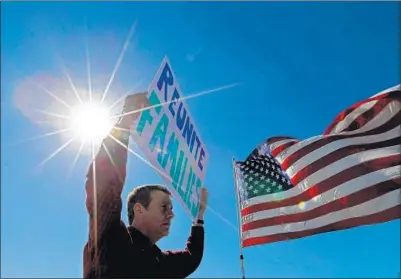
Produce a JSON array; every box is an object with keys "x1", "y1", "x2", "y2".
[{"x1": 127, "y1": 184, "x2": 171, "y2": 224}]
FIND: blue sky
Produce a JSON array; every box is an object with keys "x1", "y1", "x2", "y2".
[{"x1": 1, "y1": 1, "x2": 400, "y2": 278}]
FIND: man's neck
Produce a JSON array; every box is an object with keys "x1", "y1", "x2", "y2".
[{"x1": 131, "y1": 222, "x2": 159, "y2": 244}]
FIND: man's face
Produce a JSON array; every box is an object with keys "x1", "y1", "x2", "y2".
[{"x1": 142, "y1": 190, "x2": 174, "y2": 240}]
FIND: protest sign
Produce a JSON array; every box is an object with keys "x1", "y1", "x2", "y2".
[{"x1": 131, "y1": 57, "x2": 209, "y2": 219}]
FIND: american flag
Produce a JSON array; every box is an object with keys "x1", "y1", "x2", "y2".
[{"x1": 235, "y1": 84, "x2": 401, "y2": 248}]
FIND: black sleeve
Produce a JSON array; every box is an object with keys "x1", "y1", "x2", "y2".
[{"x1": 159, "y1": 225, "x2": 205, "y2": 278}]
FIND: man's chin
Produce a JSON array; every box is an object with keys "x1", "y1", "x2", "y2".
[{"x1": 161, "y1": 226, "x2": 171, "y2": 236}]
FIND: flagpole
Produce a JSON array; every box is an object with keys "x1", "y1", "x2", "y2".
[{"x1": 232, "y1": 157, "x2": 246, "y2": 279}]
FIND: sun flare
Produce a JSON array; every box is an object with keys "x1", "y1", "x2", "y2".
[{"x1": 69, "y1": 101, "x2": 112, "y2": 143}]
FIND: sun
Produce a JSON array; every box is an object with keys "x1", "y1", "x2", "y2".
[{"x1": 69, "y1": 101, "x2": 113, "y2": 143}]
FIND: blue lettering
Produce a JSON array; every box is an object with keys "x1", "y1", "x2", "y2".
[
  {"x1": 176, "y1": 103, "x2": 187, "y2": 130},
  {"x1": 198, "y1": 147, "x2": 205, "y2": 171},
  {"x1": 182, "y1": 117, "x2": 194, "y2": 147},
  {"x1": 189, "y1": 130, "x2": 197, "y2": 153},
  {"x1": 168, "y1": 88, "x2": 180, "y2": 117},
  {"x1": 157, "y1": 63, "x2": 174, "y2": 102},
  {"x1": 194, "y1": 135, "x2": 201, "y2": 160}
]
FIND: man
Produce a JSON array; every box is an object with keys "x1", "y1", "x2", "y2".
[{"x1": 83, "y1": 92, "x2": 207, "y2": 278}]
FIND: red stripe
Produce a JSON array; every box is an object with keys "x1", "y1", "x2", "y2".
[
  {"x1": 241, "y1": 154, "x2": 400, "y2": 216},
  {"x1": 267, "y1": 136, "x2": 297, "y2": 145},
  {"x1": 280, "y1": 110, "x2": 401, "y2": 171},
  {"x1": 243, "y1": 177, "x2": 400, "y2": 231},
  {"x1": 323, "y1": 91, "x2": 398, "y2": 135},
  {"x1": 291, "y1": 137, "x2": 401, "y2": 186},
  {"x1": 242, "y1": 205, "x2": 401, "y2": 247},
  {"x1": 271, "y1": 140, "x2": 298, "y2": 157},
  {"x1": 341, "y1": 98, "x2": 396, "y2": 133}
]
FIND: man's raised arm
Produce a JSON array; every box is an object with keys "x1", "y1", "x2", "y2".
[
  {"x1": 83, "y1": 93, "x2": 149, "y2": 277},
  {"x1": 85, "y1": 92, "x2": 149, "y2": 240}
]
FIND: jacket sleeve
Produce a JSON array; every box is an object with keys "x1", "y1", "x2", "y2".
[
  {"x1": 83, "y1": 124, "x2": 131, "y2": 278},
  {"x1": 161, "y1": 225, "x2": 205, "y2": 278}
]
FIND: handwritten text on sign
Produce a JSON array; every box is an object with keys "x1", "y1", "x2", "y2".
[{"x1": 132, "y1": 57, "x2": 209, "y2": 219}]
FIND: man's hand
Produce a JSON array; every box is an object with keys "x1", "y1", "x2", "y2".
[
  {"x1": 118, "y1": 92, "x2": 150, "y2": 127},
  {"x1": 197, "y1": 187, "x2": 208, "y2": 220}
]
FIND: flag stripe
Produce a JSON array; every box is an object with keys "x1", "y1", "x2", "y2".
[
  {"x1": 243, "y1": 189, "x2": 400, "y2": 239},
  {"x1": 289, "y1": 130, "x2": 400, "y2": 182},
  {"x1": 327, "y1": 100, "x2": 378, "y2": 134},
  {"x1": 267, "y1": 137, "x2": 297, "y2": 145},
  {"x1": 343, "y1": 99, "x2": 391, "y2": 133},
  {"x1": 241, "y1": 146, "x2": 400, "y2": 215},
  {"x1": 242, "y1": 174, "x2": 400, "y2": 231},
  {"x1": 280, "y1": 107, "x2": 401, "y2": 171},
  {"x1": 242, "y1": 205, "x2": 401, "y2": 247},
  {"x1": 276, "y1": 101, "x2": 400, "y2": 166},
  {"x1": 323, "y1": 86, "x2": 400, "y2": 135},
  {"x1": 271, "y1": 140, "x2": 299, "y2": 157}
]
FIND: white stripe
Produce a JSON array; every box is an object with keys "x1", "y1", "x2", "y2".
[
  {"x1": 243, "y1": 165, "x2": 400, "y2": 222},
  {"x1": 327, "y1": 100, "x2": 378, "y2": 135},
  {"x1": 242, "y1": 145, "x2": 400, "y2": 209},
  {"x1": 269, "y1": 139, "x2": 298, "y2": 153},
  {"x1": 369, "y1": 84, "x2": 400, "y2": 99},
  {"x1": 243, "y1": 189, "x2": 400, "y2": 239},
  {"x1": 275, "y1": 101, "x2": 400, "y2": 165},
  {"x1": 287, "y1": 125, "x2": 401, "y2": 178}
]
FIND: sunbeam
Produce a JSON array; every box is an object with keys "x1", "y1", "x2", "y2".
[
  {"x1": 34, "y1": 109, "x2": 71, "y2": 120},
  {"x1": 10, "y1": 128, "x2": 72, "y2": 147},
  {"x1": 110, "y1": 82, "x2": 242, "y2": 120},
  {"x1": 62, "y1": 66, "x2": 83, "y2": 105},
  {"x1": 29, "y1": 76, "x2": 72, "y2": 110},
  {"x1": 84, "y1": 21, "x2": 92, "y2": 102},
  {"x1": 37, "y1": 137, "x2": 76, "y2": 169},
  {"x1": 100, "y1": 20, "x2": 137, "y2": 104},
  {"x1": 68, "y1": 141, "x2": 85, "y2": 177},
  {"x1": 91, "y1": 140, "x2": 99, "y2": 253}
]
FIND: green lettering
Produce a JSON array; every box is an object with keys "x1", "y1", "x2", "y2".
[
  {"x1": 136, "y1": 91, "x2": 161, "y2": 135},
  {"x1": 136, "y1": 109, "x2": 153, "y2": 135},
  {"x1": 148, "y1": 114, "x2": 168, "y2": 153},
  {"x1": 171, "y1": 150, "x2": 185, "y2": 189},
  {"x1": 177, "y1": 158, "x2": 189, "y2": 197},
  {"x1": 158, "y1": 132, "x2": 179, "y2": 169},
  {"x1": 149, "y1": 90, "x2": 162, "y2": 115}
]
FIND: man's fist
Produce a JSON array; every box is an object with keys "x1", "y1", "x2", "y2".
[{"x1": 118, "y1": 92, "x2": 150, "y2": 127}]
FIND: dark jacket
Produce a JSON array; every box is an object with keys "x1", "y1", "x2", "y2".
[{"x1": 83, "y1": 125, "x2": 204, "y2": 278}]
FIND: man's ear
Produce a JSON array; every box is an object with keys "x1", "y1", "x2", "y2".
[{"x1": 133, "y1": 203, "x2": 143, "y2": 215}]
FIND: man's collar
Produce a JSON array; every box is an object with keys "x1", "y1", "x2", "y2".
[{"x1": 127, "y1": 226, "x2": 161, "y2": 252}]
